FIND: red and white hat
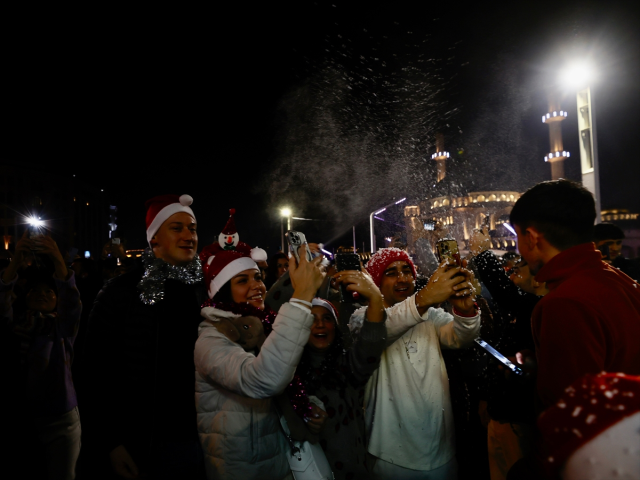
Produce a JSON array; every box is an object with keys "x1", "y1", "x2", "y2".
[
  {"x1": 200, "y1": 242, "x2": 268, "y2": 299},
  {"x1": 145, "y1": 194, "x2": 195, "y2": 246},
  {"x1": 538, "y1": 372, "x2": 640, "y2": 479},
  {"x1": 366, "y1": 247, "x2": 416, "y2": 288},
  {"x1": 312, "y1": 298, "x2": 339, "y2": 324}
]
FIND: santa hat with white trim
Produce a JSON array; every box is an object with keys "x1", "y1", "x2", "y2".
[
  {"x1": 312, "y1": 298, "x2": 339, "y2": 324},
  {"x1": 200, "y1": 241, "x2": 269, "y2": 299},
  {"x1": 145, "y1": 194, "x2": 195, "y2": 246}
]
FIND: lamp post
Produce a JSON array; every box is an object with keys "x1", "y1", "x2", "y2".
[
  {"x1": 280, "y1": 207, "x2": 292, "y2": 252},
  {"x1": 561, "y1": 62, "x2": 601, "y2": 223},
  {"x1": 369, "y1": 198, "x2": 406, "y2": 253}
]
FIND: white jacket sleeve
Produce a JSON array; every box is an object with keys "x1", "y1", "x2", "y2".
[
  {"x1": 429, "y1": 307, "x2": 481, "y2": 349},
  {"x1": 194, "y1": 302, "x2": 313, "y2": 399},
  {"x1": 349, "y1": 294, "x2": 480, "y2": 348}
]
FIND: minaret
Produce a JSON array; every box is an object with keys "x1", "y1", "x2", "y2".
[
  {"x1": 431, "y1": 132, "x2": 449, "y2": 182},
  {"x1": 542, "y1": 92, "x2": 570, "y2": 179}
]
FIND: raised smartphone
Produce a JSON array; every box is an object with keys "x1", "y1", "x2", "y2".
[
  {"x1": 475, "y1": 338, "x2": 523, "y2": 375},
  {"x1": 286, "y1": 230, "x2": 314, "y2": 264},
  {"x1": 335, "y1": 253, "x2": 362, "y2": 303},
  {"x1": 436, "y1": 239, "x2": 461, "y2": 267}
]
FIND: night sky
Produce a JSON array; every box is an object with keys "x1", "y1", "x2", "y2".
[{"x1": 7, "y1": 0, "x2": 640, "y2": 253}]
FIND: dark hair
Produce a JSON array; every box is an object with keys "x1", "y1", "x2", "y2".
[
  {"x1": 265, "y1": 252, "x2": 289, "y2": 290},
  {"x1": 593, "y1": 222, "x2": 625, "y2": 241},
  {"x1": 212, "y1": 280, "x2": 233, "y2": 303},
  {"x1": 510, "y1": 180, "x2": 596, "y2": 250}
]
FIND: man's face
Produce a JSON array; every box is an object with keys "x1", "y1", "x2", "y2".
[
  {"x1": 595, "y1": 239, "x2": 623, "y2": 262},
  {"x1": 152, "y1": 212, "x2": 198, "y2": 266},
  {"x1": 379, "y1": 260, "x2": 415, "y2": 307}
]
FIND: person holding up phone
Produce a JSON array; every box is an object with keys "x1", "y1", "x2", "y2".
[
  {"x1": 1, "y1": 230, "x2": 82, "y2": 480},
  {"x1": 347, "y1": 247, "x2": 481, "y2": 480},
  {"x1": 278, "y1": 268, "x2": 386, "y2": 480},
  {"x1": 195, "y1": 242, "x2": 325, "y2": 480}
]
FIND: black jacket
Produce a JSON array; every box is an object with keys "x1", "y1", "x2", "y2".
[
  {"x1": 79, "y1": 265, "x2": 205, "y2": 471},
  {"x1": 473, "y1": 250, "x2": 539, "y2": 424}
]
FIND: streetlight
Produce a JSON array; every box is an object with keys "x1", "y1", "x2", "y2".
[
  {"x1": 561, "y1": 61, "x2": 601, "y2": 222},
  {"x1": 280, "y1": 207, "x2": 292, "y2": 252},
  {"x1": 369, "y1": 198, "x2": 406, "y2": 253}
]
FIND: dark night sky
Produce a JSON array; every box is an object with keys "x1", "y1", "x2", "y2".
[{"x1": 6, "y1": 0, "x2": 640, "y2": 253}]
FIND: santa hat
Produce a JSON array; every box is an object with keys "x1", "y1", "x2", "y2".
[
  {"x1": 538, "y1": 372, "x2": 640, "y2": 479},
  {"x1": 366, "y1": 247, "x2": 416, "y2": 288},
  {"x1": 145, "y1": 194, "x2": 195, "y2": 245},
  {"x1": 222, "y1": 209, "x2": 237, "y2": 235},
  {"x1": 200, "y1": 242, "x2": 268, "y2": 299},
  {"x1": 312, "y1": 298, "x2": 339, "y2": 324}
]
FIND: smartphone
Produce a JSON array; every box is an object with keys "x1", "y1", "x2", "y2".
[
  {"x1": 29, "y1": 225, "x2": 44, "y2": 251},
  {"x1": 286, "y1": 231, "x2": 314, "y2": 264},
  {"x1": 475, "y1": 339, "x2": 523, "y2": 375},
  {"x1": 112, "y1": 237, "x2": 121, "y2": 245},
  {"x1": 335, "y1": 253, "x2": 362, "y2": 303},
  {"x1": 436, "y1": 239, "x2": 461, "y2": 267}
]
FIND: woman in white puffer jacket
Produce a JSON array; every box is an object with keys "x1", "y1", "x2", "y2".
[{"x1": 195, "y1": 242, "x2": 325, "y2": 480}]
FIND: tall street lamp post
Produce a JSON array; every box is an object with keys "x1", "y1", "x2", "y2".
[
  {"x1": 561, "y1": 63, "x2": 601, "y2": 223},
  {"x1": 369, "y1": 198, "x2": 406, "y2": 253},
  {"x1": 280, "y1": 207, "x2": 292, "y2": 252}
]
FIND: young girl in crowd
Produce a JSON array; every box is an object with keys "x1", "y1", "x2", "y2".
[{"x1": 283, "y1": 282, "x2": 387, "y2": 480}]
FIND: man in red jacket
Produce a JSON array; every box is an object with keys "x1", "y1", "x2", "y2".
[{"x1": 510, "y1": 180, "x2": 640, "y2": 410}]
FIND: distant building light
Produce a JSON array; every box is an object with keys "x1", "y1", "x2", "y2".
[
  {"x1": 544, "y1": 151, "x2": 570, "y2": 162},
  {"x1": 84, "y1": 251, "x2": 91, "y2": 258}
]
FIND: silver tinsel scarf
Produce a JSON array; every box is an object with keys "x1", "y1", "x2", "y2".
[{"x1": 138, "y1": 249, "x2": 203, "y2": 305}]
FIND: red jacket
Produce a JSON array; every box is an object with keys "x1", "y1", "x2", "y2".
[{"x1": 532, "y1": 243, "x2": 640, "y2": 408}]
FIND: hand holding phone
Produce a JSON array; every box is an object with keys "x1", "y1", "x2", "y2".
[
  {"x1": 436, "y1": 239, "x2": 461, "y2": 268},
  {"x1": 335, "y1": 253, "x2": 362, "y2": 303},
  {"x1": 286, "y1": 231, "x2": 314, "y2": 264}
]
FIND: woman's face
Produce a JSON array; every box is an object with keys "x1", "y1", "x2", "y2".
[
  {"x1": 276, "y1": 257, "x2": 289, "y2": 279},
  {"x1": 230, "y1": 268, "x2": 266, "y2": 309},
  {"x1": 26, "y1": 283, "x2": 57, "y2": 313},
  {"x1": 307, "y1": 306, "x2": 336, "y2": 353}
]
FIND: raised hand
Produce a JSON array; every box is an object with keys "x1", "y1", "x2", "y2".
[
  {"x1": 333, "y1": 269, "x2": 385, "y2": 322},
  {"x1": 414, "y1": 261, "x2": 469, "y2": 314},
  {"x1": 289, "y1": 245, "x2": 325, "y2": 303}
]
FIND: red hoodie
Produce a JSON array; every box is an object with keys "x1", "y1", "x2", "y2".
[{"x1": 532, "y1": 243, "x2": 640, "y2": 409}]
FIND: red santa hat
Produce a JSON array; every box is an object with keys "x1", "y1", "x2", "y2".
[
  {"x1": 366, "y1": 247, "x2": 416, "y2": 288},
  {"x1": 538, "y1": 372, "x2": 640, "y2": 479},
  {"x1": 145, "y1": 194, "x2": 195, "y2": 246},
  {"x1": 222, "y1": 209, "x2": 237, "y2": 235},
  {"x1": 200, "y1": 242, "x2": 268, "y2": 299}
]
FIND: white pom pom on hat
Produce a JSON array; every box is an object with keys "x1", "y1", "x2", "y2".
[
  {"x1": 179, "y1": 194, "x2": 193, "y2": 206},
  {"x1": 251, "y1": 247, "x2": 268, "y2": 263}
]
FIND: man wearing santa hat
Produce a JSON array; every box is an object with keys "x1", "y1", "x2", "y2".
[{"x1": 81, "y1": 195, "x2": 207, "y2": 480}]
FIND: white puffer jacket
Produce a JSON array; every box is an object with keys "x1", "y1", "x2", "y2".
[{"x1": 194, "y1": 302, "x2": 313, "y2": 480}]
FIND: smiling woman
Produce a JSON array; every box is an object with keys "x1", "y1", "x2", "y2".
[{"x1": 194, "y1": 234, "x2": 326, "y2": 480}]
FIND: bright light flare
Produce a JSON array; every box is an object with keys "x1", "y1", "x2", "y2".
[
  {"x1": 374, "y1": 208, "x2": 386, "y2": 215},
  {"x1": 320, "y1": 248, "x2": 333, "y2": 258},
  {"x1": 280, "y1": 208, "x2": 292, "y2": 217},
  {"x1": 395, "y1": 197, "x2": 407, "y2": 205},
  {"x1": 560, "y1": 62, "x2": 595, "y2": 89},
  {"x1": 503, "y1": 223, "x2": 517, "y2": 235},
  {"x1": 27, "y1": 217, "x2": 44, "y2": 227}
]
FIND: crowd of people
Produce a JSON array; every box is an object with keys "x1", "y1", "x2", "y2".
[{"x1": 1, "y1": 180, "x2": 639, "y2": 480}]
